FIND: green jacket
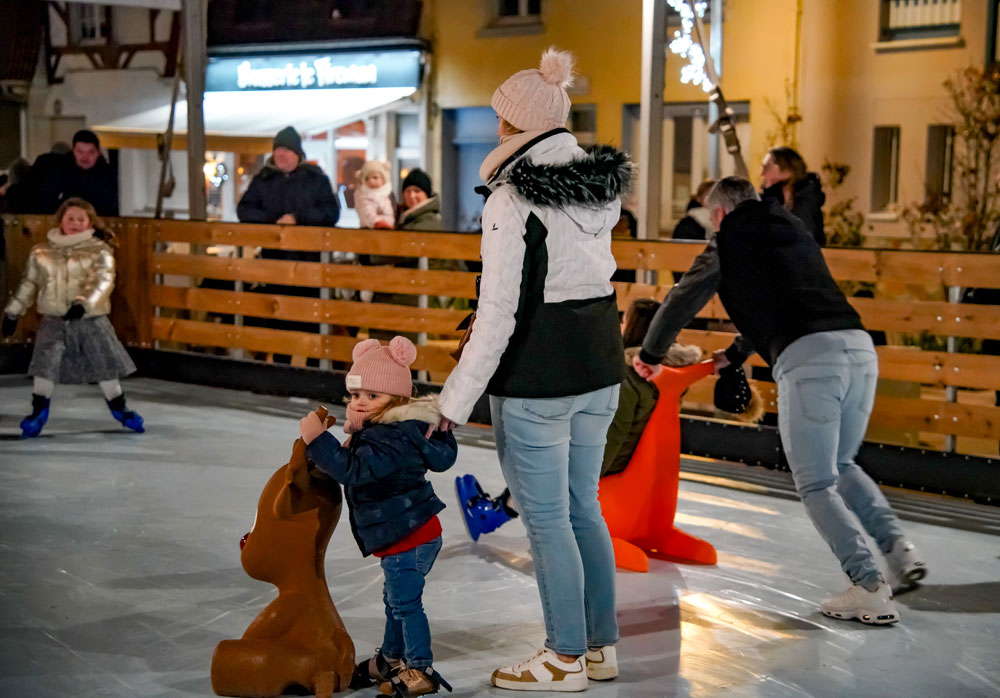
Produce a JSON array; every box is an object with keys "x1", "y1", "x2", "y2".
[
  {"x1": 397, "y1": 195, "x2": 442, "y2": 231},
  {"x1": 601, "y1": 348, "x2": 658, "y2": 477}
]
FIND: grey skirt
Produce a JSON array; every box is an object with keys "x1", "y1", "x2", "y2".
[{"x1": 29, "y1": 315, "x2": 137, "y2": 384}]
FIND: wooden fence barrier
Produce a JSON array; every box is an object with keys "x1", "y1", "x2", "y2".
[{"x1": 3, "y1": 215, "x2": 999, "y2": 457}]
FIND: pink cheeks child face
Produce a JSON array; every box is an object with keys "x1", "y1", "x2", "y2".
[
  {"x1": 365, "y1": 171, "x2": 385, "y2": 189},
  {"x1": 349, "y1": 390, "x2": 394, "y2": 418},
  {"x1": 60, "y1": 206, "x2": 91, "y2": 235}
]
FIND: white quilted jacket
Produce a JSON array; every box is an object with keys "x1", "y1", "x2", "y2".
[{"x1": 437, "y1": 132, "x2": 621, "y2": 424}]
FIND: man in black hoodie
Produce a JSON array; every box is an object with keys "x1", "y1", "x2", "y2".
[
  {"x1": 13, "y1": 131, "x2": 119, "y2": 216},
  {"x1": 634, "y1": 176, "x2": 926, "y2": 626}
]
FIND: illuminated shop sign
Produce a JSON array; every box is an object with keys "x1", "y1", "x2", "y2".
[{"x1": 206, "y1": 50, "x2": 421, "y2": 92}]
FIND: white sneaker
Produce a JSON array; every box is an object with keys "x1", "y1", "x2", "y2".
[
  {"x1": 885, "y1": 539, "x2": 927, "y2": 588},
  {"x1": 584, "y1": 646, "x2": 618, "y2": 681},
  {"x1": 821, "y1": 583, "x2": 900, "y2": 625},
  {"x1": 491, "y1": 648, "x2": 588, "y2": 692}
]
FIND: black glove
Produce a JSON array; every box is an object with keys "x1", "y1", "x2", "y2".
[
  {"x1": 63, "y1": 303, "x2": 86, "y2": 321},
  {"x1": 1, "y1": 315, "x2": 17, "y2": 337}
]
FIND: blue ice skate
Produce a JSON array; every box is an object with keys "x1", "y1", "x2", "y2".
[
  {"x1": 455, "y1": 474, "x2": 514, "y2": 542},
  {"x1": 20, "y1": 394, "x2": 50, "y2": 438},
  {"x1": 107, "y1": 395, "x2": 145, "y2": 433}
]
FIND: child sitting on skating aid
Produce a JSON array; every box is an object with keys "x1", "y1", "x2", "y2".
[
  {"x1": 299, "y1": 336, "x2": 457, "y2": 697},
  {"x1": 2, "y1": 197, "x2": 144, "y2": 437},
  {"x1": 355, "y1": 160, "x2": 395, "y2": 229}
]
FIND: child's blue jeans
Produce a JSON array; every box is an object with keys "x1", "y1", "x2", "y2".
[{"x1": 379, "y1": 535, "x2": 442, "y2": 668}]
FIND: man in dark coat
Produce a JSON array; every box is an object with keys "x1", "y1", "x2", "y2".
[
  {"x1": 236, "y1": 126, "x2": 340, "y2": 357},
  {"x1": 11, "y1": 131, "x2": 119, "y2": 216},
  {"x1": 237, "y1": 126, "x2": 340, "y2": 228}
]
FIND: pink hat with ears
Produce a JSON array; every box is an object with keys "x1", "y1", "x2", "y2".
[{"x1": 345, "y1": 337, "x2": 417, "y2": 398}]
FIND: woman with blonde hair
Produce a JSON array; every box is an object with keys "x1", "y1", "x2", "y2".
[{"x1": 3, "y1": 197, "x2": 144, "y2": 437}]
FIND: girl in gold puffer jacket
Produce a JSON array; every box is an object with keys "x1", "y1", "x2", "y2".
[{"x1": 3, "y1": 198, "x2": 143, "y2": 437}]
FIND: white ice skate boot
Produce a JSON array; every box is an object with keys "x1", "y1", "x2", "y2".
[
  {"x1": 821, "y1": 582, "x2": 899, "y2": 625},
  {"x1": 584, "y1": 646, "x2": 618, "y2": 681},
  {"x1": 885, "y1": 539, "x2": 927, "y2": 590}
]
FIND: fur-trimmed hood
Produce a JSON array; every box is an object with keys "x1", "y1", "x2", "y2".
[
  {"x1": 506, "y1": 139, "x2": 634, "y2": 209},
  {"x1": 377, "y1": 396, "x2": 443, "y2": 426},
  {"x1": 624, "y1": 343, "x2": 702, "y2": 367}
]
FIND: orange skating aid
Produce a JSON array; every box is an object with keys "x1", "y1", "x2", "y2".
[
  {"x1": 211, "y1": 407, "x2": 355, "y2": 697},
  {"x1": 598, "y1": 361, "x2": 718, "y2": 572}
]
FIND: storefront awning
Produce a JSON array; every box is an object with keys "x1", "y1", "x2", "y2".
[
  {"x1": 92, "y1": 47, "x2": 421, "y2": 147},
  {"x1": 93, "y1": 86, "x2": 417, "y2": 141}
]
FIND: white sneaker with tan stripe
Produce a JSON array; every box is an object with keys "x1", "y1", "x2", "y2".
[
  {"x1": 490, "y1": 648, "x2": 588, "y2": 692},
  {"x1": 584, "y1": 646, "x2": 618, "y2": 680}
]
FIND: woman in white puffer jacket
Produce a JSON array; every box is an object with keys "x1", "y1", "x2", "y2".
[{"x1": 436, "y1": 48, "x2": 633, "y2": 692}]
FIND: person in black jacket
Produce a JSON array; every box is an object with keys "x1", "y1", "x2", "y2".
[
  {"x1": 237, "y1": 126, "x2": 339, "y2": 349},
  {"x1": 12, "y1": 131, "x2": 119, "y2": 216},
  {"x1": 237, "y1": 126, "x2": 340, "y2": 227},
  {"x1": 672, "y1": 179, "x2": 715, "y2": 241},
  {"x1": 760, "y1": 146, "x2": 825, "y2": 246},
  {"x1": 300, "y1": 337, "x2": 456, "y2": 696},
  {"x1": 634, "y1": 176, "x2": 926, "y2": 626}
]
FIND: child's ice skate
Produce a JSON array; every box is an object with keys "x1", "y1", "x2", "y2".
[
  {"x1": 107, "y1": 394, "x2": 145, "y2": 433},
  {"x1": 351, "y1": 649, "x2": 403, "y2": 689},
  {"x1": 455, "y1": 474, "x2": 516, "y2": 542},
  {"x1": 380, "y1": 664, "x2": 453, "y2": 697},
  {"x1": 20, "y1": 394, "x2": 51, "y2": 438}
]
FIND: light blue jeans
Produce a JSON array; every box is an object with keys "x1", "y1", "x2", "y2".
[
  {"x1": 490, "y1": 385, "x2": 621, "y2": 656},
  {"x1": 774, "y1": 330, "x2": 905, "y2": 589}
]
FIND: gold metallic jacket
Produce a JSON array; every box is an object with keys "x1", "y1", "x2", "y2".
[{"x1": 4, "y1": 229, "x2": 115, "y2": 318}]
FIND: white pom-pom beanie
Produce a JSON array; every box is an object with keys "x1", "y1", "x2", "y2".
[{"x1": 491, "y1": 47, "x2": 575, "y2": 132}]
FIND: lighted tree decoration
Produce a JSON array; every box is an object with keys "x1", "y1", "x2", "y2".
[{"x1": 666, "y1": 0, "x2": 748, "y2": 177}]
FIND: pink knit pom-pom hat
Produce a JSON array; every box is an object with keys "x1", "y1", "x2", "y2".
[
  {"x1": 491, "y1": 47, "x2": 576, "y2": 132},
  {"x1": 345, "y1": 337, "x2": 417, "y2": 397}
]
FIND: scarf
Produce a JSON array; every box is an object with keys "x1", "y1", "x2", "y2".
[
  {"x1": 47, "y1": 228, "x2": 94, "y2": 247},
  {"x1": 344, "y1": 404, "x2": 367, "y2": 434},
  {"x1": 478, "y1": 129, "x2": 548, "y2": 183}
]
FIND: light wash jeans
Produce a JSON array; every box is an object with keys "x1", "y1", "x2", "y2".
[
  {"x1": 773, "y1": 330, "x2": 905, "y2": 589},
  {"x1": 490, "y1": 384, "x2": 620, "y2": 656},
  {"x1": 380, "y1": 536, "x2": 442, "y2": 668}
]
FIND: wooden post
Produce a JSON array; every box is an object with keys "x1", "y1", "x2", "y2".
[
  {"x1": 182, "y1": 0, "x2": 207, "y2": 220},
  {"x1": 638, "y1": 0, "x2": 666, "y2": 244}
]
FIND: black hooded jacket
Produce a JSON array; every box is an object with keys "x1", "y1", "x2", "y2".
[
  {"x1": 761, "y1": 172, "x2": 826, "y2": 246},
  {"x1": 640, "y1": 199, "x2": 863, "y2": 368},
  {"x1": 14, "y1": 152, "x2": 120, "y2": 216}
]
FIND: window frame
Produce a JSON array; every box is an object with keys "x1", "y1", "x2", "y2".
[{"x1": 871, "y1": 126, "x2": 902, "y2": 213}]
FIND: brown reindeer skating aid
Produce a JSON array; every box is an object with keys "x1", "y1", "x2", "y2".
[{"x1": 212, "y1": 407, "x2": 355, "y2": 697}]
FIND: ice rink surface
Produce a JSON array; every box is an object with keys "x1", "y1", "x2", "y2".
[{"x1": 1, "y1": 376, "x2": 998, "y2": 698}]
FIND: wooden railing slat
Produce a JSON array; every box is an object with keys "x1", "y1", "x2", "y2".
[
  {"x1": 681, "y1": 377, "x2": 1000, "y2": 439},
  {"x1": 151, "y1": 286, "x2": 468, "y2": 336},
  {"x1": 152, "y1": 253, "x2": 479, "y2": 298},
  {"x1": 154, "y1": 221, "x2": 482, "y2": 260},
  {"x1": 150, "y1": 317, "x2": 458, "y2": 372}
]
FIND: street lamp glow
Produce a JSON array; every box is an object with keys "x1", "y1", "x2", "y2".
[{"x1": 666, "y1": 0, "x2": 713, "y2": 92}]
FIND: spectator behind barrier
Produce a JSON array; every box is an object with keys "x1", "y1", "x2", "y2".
[
  {"x1": 672, "y1": 179, "x2": 716, "y2": 241},
  {"x1": 237, "y1": 126, "x2": 340, "y2": 229},
  {"x1": 236, "y1": 126, "x2": 339, "y2": 360},
  {"x1": 760, "y1": 146, "x2": 826, "y2": 246},
  {"x1": 355, "y1": 159, "x2": 395, "y2": 229},
  {"x1": 8, "y1": 131, "x2": 119, "y2": 216}
]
